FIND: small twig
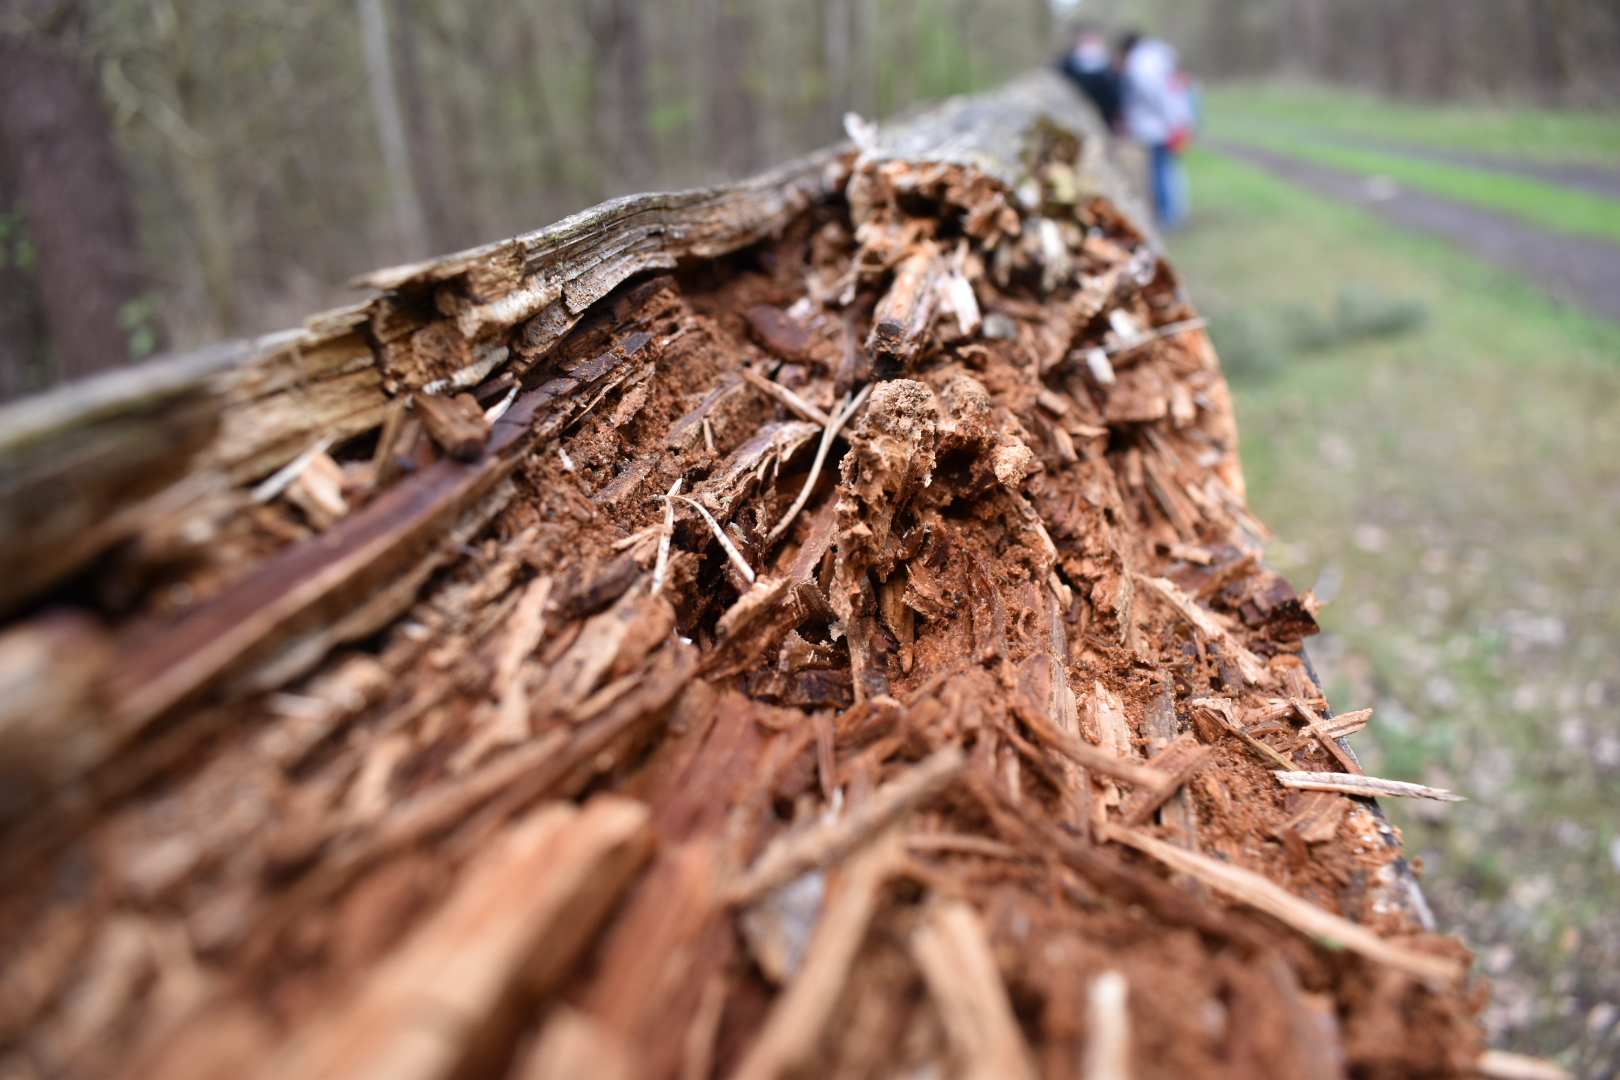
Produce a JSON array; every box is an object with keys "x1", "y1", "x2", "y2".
[
  {"x1": 1134, "y1": 573, "x2": 1270, "y2": 685},
  {"x1": 739, "y1": 365, "x2": 833, "y2": 427},
  {"x1": 1104, "y1": 316, "x2": 1209, "y2": 358},
  {"x1": 611, "y1": 524, "x2": 660, "y2": 552},
  {"x1": 651, "y1": 477, "x2": 682, "y2": 594},
  {"x1": 483, "y1": 385, "x2": 519, "y2": 423},
  {"x1": 1016, "y1": 701, "x2": 1176, "y2": 793},
  {"x1": 1274, "y1": 772, "x2": 1465, "y2": 802},
  {"x1": 252, "y1": 435, "x2": 336, "y2": 503},
  {"x1": 668, "y1": 494, "x2": 754, "y2": 585},
  {"x1": 766, "y1": 383, "x2": 872, "y2": 547}
]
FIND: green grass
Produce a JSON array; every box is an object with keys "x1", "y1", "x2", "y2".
[
  {"x1": 1207, "y1": 116, "x2": 1620, "y2": 247},
  {"x1": 1170, "y1": 146, "x2": 1620, "y2": 1075},
  {"x1": 1205, "y1": 82, "x2": 1620, "y2": 169}
]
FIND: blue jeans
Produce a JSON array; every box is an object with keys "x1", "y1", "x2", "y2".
[{"x1": 1150, "y1": 143, "x2": 1188, "y2": 229}]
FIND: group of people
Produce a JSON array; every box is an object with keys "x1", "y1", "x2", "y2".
[{"x1": 1060, "y1": 27, "x2": 1199, "y2": 231}]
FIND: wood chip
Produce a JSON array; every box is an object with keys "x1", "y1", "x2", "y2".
[
  {"x1": 1120, "y1": 731, "x2": 1214, "y2": 826},
  {"x1": 1083, "y1": 971, "x2": 1130, "y2": 1080},
  {"x1": 415, "y1": 392, "x2": 491, "y2": 461},
  {"x1": 1474, "y1": 1050, "x2": 1573, "y2": 1080}
]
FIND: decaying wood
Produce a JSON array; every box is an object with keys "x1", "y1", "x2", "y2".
[
  {"x1": 0, "y1": 70, "x2": 1492, "y2": 1080},
  {"x1": 255, "y1": 796, "x2": 651, "y2": 1080}
]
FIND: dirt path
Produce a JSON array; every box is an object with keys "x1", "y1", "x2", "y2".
[
  {"x1": 1208, "y1": 138, "x2": 1620, "y2": 323},
  {"x1": 1322, "y1": 133, "x2": 1620, "y2": 201}
]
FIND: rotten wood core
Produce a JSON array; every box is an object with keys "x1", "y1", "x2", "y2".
[{"x1": 0, "y1": 74, "x2": 1491, "y2": 1080}]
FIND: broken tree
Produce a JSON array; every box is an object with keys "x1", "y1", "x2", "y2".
[{"x1": 0, "y1": 72, "x2": 1500, "y2": 1080}]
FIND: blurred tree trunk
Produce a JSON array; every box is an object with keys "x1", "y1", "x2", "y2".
[
  {"x1": 395, "y1": 0, "x2": 460, "y2": 254},
  {"x1": 135, "y1": 0, "x2": 240, "y2": 337},
  {"x1": 1527, "y1": 0, "x2": 1569, "y2": 101},
  {"x1": 822, "y1": 0, "x2": 853, "y2": 131},
  {"x1": 587, "y1": 0, "x2": 653, "y2": 192},
  {"x1": 1285, "y1": 0, "x2": 1331, "y2": 79},
  {"x1": 0, "y1": 127, "x2": 49, "y2": 399},
  {"x1": 0, "y1": 4, "x2": 146, "y2": 386},
  {"x1": 357, "y1": 0, "x2": 430, "y2": 260},
  {"x1": 1426, "y1": 0, "x2": 1458, "y2": 99},
  {"x1": 698, "y1": 0, "x2": 758, "y2": 182}
]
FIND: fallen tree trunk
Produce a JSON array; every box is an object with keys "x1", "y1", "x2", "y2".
[{"x1": 0, "y1": 72, "x2": 1495, "y2": 1080}]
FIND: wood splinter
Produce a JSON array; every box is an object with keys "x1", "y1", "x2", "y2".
[
  {"x1": 1102, "y1": 824, "x2": 1465, "y2": 985},
  {"x1": 1275, "y1": 772, "x2": 1466, "y2": 802},
  {"x1": 728, "y1": 831, "x2": 904, "y2": 1080},
  {"x1": 725, "y1": 744, "x2": 963, "y2": 905},
  {"x1": 911, "y1": 900, "x2": 1040, "y2": 1080}
]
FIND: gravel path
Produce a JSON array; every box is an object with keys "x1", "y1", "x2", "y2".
[{"x1": 1209, "y1": 138, "x2": 1620, "y2": 323}]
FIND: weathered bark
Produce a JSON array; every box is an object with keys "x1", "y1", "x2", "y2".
[{"x1": 0, "y1": 6, "x2": 148, "y2": 385}]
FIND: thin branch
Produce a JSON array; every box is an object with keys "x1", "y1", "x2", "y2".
[
  {"x1": 668, "y1": 494, "x2": 754, "y2": 585},
  {"x1": 766, "y1": 383, "x2": 872, "y2": 547},
  {"x1": 651, "y1": 477, "x2": 682, "y2": 594},
  {"x1": 1290, "y1": 697, "x2": 1364, "y2": 775},
  {"x1": 739, "y1": 366, "x2": 833, "y2": 427}
]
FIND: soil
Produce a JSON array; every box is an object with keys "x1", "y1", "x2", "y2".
[{"x1": 0, "y1": 137, "x2": 1487, "y2": 1079}]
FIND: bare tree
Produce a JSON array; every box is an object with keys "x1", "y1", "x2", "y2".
[
  {"x1": 0, "y1": 128, "x2": 49, "y2": 398},
  {"x1": 0, "y1": 0, "x2": 150, "y2": 387},
  {"x1": 586, "y1": 0, "x2": 653, "y2": 193},
  {"x1": 357, "y1": 0, "x2": 430, "y2": 259}
]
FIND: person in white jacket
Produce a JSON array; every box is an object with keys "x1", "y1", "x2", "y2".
[{"x1": 1119, "y1": 34, "x2": 1197, "y2": 229}]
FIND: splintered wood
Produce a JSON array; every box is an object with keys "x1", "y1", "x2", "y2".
[{"x1": 0, "y1": 75, "x2": 1488, "y2": 1080}]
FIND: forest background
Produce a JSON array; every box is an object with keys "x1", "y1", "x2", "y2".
[{"x1": 2, "y1": 0, "x2": 1618, "y2": 396}]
